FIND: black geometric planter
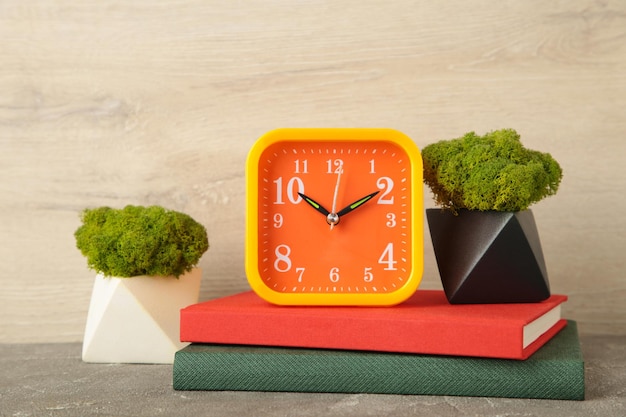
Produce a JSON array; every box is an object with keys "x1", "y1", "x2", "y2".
[{"x1": 426, "y1": 209, "x2": 550, "y2": 304}]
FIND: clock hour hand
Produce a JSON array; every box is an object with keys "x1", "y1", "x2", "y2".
[
  {"x1": 336, "y1": 191, "x2": 380, "y2": 218},
  {"x1": 298, "y1": 192, "x2": 330, "y2": 217}
]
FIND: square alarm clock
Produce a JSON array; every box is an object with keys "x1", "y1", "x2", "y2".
[{"x1": 245, "y1": 128, "x2": 423, "y2": 305}]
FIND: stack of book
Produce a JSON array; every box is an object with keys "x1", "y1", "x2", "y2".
[{"x1": 173, "y1": 290, "x2": 584, "y2": 400}]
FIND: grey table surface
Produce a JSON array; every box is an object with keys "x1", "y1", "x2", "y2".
[{"x1": 1, "y1": 336, "x2": 624, "y2": 417}]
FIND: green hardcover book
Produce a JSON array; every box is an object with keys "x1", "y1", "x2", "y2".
[{"x1": 173, "y1": 320, "x2": 584, "y2": 400}]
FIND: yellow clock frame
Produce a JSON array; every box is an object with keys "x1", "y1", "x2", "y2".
[{"x1": 245, "y1": 128, "x2": 423, "y2": 305}]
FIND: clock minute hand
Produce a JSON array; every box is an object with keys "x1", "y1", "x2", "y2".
[
  {"x1": 298, "y1": 192, "x2": 331, "y2": 217},
  {"x1": 337, "y1": 191, "x2": 380, "y2": 218}
]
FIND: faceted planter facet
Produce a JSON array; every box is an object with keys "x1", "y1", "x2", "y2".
[
  {"x1": 426, "y1": 209, "x2": 550, "y2": 304},
  {"x1": 82, "y1": 268, "x2": 201, "y2": 364}
]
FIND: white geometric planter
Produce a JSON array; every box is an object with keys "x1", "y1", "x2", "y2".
[{"x1": 82, "y1": 268, "x2": 202, "y2": 364}]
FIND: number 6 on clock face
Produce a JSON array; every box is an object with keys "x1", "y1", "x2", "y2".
[{"x1": 245, "y1": 128, "x2": 424, "y2": 306}]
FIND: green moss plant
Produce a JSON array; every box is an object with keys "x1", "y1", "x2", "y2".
[
  {"x1": 422, "y1": 129, "x2": 562, "y2": 212},
  {"x1": 75, "y1": 205, "x2": 209, "y2": 278}
]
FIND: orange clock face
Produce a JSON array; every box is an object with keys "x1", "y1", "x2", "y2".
[{"x1": 245, "y1": 128, "x2": 423, "y2": 305}]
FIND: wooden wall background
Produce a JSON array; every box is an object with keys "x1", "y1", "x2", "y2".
[{"x1": 1, "y1": 0, "x2": 624, "y2": 343}]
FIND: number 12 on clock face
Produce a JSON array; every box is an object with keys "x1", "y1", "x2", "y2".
[{"x1": 245, "y1": 128, "x2": 424, "y2": 306}]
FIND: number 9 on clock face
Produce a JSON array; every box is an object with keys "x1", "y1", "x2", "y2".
[{"x1": 245, "y1": 128, "x2": 424, "y2": 305}]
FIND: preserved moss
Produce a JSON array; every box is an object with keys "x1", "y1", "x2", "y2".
[
  {"x1": 75, "y1": 205, "x2": 209, "y2": 278},
  {"x1": 422, "y1": 129, "x2": 562, "y2": 212}
]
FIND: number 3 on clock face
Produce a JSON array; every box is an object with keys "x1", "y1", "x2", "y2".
[{"x1": 245, "y1": 128, "x2": 424, "y2": 305}]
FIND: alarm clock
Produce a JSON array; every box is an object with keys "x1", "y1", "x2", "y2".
[{"x1": 245, "y1": 128, "x2": 423, "y2": 305}]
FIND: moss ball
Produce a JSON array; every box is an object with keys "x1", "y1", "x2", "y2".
[
  {"x1": 75, "y1": 205, "x2": 209, "y2": 278},
  {"x1": 422, "y1": 129, "x2": 562, "y2": 212}
]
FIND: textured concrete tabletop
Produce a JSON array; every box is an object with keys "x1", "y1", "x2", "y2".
[{"x1": 1, "y1": 336, "x2": 624, "y2": 417}]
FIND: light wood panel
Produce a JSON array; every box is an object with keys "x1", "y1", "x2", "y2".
[{"x1": 1, "y1": 0, "x2": 625, "y2": 342}]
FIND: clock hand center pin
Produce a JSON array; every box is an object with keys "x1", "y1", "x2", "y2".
[{"x1": 329, "y1": 166, "x2": 343, "y2": 230}]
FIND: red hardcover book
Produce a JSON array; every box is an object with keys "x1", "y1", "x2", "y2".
[{"x1": 180, "y1": 290, "x2": 567, "y2": 360}]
